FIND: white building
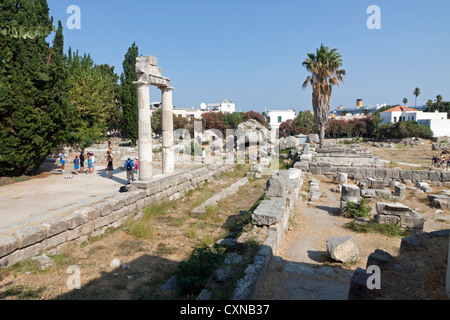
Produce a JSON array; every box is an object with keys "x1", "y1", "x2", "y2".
[
  {"x1": 172, "y1": 107, "x2": 204, "y2": 120},
  {"x1": 266, "y1": 109, "x2": 296, "y2": 130},
  {"x1": 206, "y1": 99, "x2": 236, "y2": 113},
  {"x1": 380, "y1": 105, "x2": 450, "y2": 137}
]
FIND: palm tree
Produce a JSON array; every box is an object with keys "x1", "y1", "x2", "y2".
[
  {"x1": 403, "y1": 98, "x2": 408, "y2": 106},
  {"x1": 413, "y1": 87, "x2": 420, "y2": 108},
  {"x1": 426, "y1": 99, "x2": 434, "y2": 111},
  {"x1": 302, "y1": 44, "x2": 346, "y2": 148},
  {"x1": 436, "y1": 94, "x2": 443, "y2": 111}
]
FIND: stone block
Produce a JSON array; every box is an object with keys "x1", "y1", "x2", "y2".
[
  {"x1": 0, "y1": 236, "x2": 18, "y2": 258},
  {"x1": 326, "y1": 235, "x2": 359, "y2": 263},
  {"x1": 337, "y1": 173, "x2": 348, "y2": 185},
  {"x1": 11, "y1": 226, "x2": 46, "y2": 249},
  {"x1": 92, "y1": 201, "x2": 112, "y2": 217},
  {"x1": 294, "y1": 161, "x2": 309, "y2": 171},
  {"x1": 266, "y1": 171, "x2": 290, "y2": 198},
  {"x1": 251, "y1": 199, "x2": 285, "y2": 226},
  {"x1": 412, "y1": 170, "x2": 429, "y2": 182},
  {"x1": 41, "y1": 218, "x2": 67, "y2": 238},
  {"x1": 341, "y1": 184, "x2": 361, "y2": 203},
  {"x1": 394, "y1": 184, "x2": 406, "y2": 197}
]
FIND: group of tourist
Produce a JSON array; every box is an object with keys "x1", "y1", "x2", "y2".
[
  {"x1": 432, "y1": 154, "x2": 450, "y2": 170},
  {"x1": 58, "y1": 141, "x2": 139, "y2": 183}
]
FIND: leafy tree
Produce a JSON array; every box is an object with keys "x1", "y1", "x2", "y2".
[
  {"x1": 0, "y1": 0, "x2": 65, "y2": 176},
  {"x1": 65, "y1": 50, "x2": 118, "y2": 148},
  {"x1": 223, "y1": 111, "x2": 244, "y2": 129},
  {"x1": 403, "y1": 98, "x2": 408, "y2": 106},
  {"x1": 378, "y1": 121, "x2": 433, "y2": 139},
  {"x1": 279, "y1": 111, "x2": 316, "y2": 137},
  {"x1": 243, "y1": 110, "x2": 269, "y2": 127},
  {"x1": 302, "y1": 44, "x2": 346, "y2": 148},
  {"x1": 413, "y1": 87, "x2": 420, "y2": 108},
  {"x1": 120, "y1": 42, "x2": 139, "y2": 145}
]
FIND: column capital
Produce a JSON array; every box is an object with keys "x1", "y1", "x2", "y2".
[
  {"x1": 159, "y1": 85, "x2": 176, "y2": 92},
  {"x1": 133, "y1": 80, "x2": 149, "y2": 87}
]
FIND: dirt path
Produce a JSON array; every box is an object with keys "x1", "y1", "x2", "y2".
[{"x1": 256, "y1": 182, "x2": 402, "y2": 300}]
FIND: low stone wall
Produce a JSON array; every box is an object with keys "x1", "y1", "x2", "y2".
[
  {"x1": 0, "y1": 163, "x2": 235, "y2": 268},
  {"x1": 297, "y1": 163, "x2": 450, "y2": 186},
  {"x1": 231, "y1": 168, "x2": 304, "y2": 300}
]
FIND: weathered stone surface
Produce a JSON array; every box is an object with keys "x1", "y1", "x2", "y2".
[
  {"x1": 278, "y1": 136, "x2": 301, "y2": 150},
  {"x1": 31, "y1": 254, "x2": 56, "y2": 270},
  {"x1": 360, "y1": 189, "x2": 376, "y2": 199},
  {"x1": 337, "y1": 173, "x2": 348, "y2": 185},
  {"x1": 348, "y1": 267, "x2": 371, "y2": 300},
  {"x1": 41, "y1": 219, "x2": 67, "y2": 238},
  {"x1": 251, "y1": 199, "x2": 285, "y2": 226},
  {"x1": 294, "y1": 161, "x2": 309, "y2": 170},
  {"x1": 11, "y1": 226, "x2": 46, "y2": 249},
  {"x1": 341, "y1": 184, "x2": 361, "y2": 203},
  {"x1": 375, "y1": 202, "x2": 424, "y2": 229},
  {"x1": 266, "y1": 171, "x2": 290, "y2": 198},
  {"x1": 326, "y1": 235, "x2": 359, "y2": 263},
  {"x1": 0, "y1": 236, "x2": 17, "y2": 258},
  {"x1": 394, "y1": 184, "x2": 406, "y2": 197}
]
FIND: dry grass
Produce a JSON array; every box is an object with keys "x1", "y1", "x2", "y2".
[{"x1": 0, "y1": 164, "x2": 268, "y2": 300}]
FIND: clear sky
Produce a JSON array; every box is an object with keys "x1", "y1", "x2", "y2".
[{"x1": 47, "y1": 0, "x2": 450, "y2": 114}]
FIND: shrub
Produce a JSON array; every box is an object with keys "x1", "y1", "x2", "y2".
[
  {"x1": 378, "y1": 121, "x2": 433, "y2": 139},
  {"x1": 344, "y1": 198, "x2": 372, "y2": 219},
  {"x1": 176, "y1": 245, "x2": 226, "y2": 296}
]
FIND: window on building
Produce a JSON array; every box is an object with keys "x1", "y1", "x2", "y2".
[
  {"x1": 393, "y1": 117, "x2": 397, "y2": 122},
  {"x1": 278, "y1": 116, "x2": 282, "y2": 123}
]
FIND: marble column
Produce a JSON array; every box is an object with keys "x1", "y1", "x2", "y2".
[
  {"x1": 135, "y1": 81, "x2": 153, "y2": 181},
  {"x1": 160, "y1": 86, "x2": 175, "y2": 174}
]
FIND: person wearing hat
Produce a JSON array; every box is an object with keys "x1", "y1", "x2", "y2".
[
  {"x1": 73, "y1": 155, "x2": 80, "y2": 175},
  {"x1": 124, "y1": 157, "x2": 135, "y2": 184}
]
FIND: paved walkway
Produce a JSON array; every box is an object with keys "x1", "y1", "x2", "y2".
[
  {"x1": 256, "y1": 187, "x2": 357, "y2": 300},
  {"x1": 0, "y1": 158, "x2": 194, "y2": 237}
]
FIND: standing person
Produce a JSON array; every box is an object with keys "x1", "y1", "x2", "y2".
[
  {"x1": 135, "y1": 157, "x2": 139, "y2": 176},
  {"x1": 106, "y1": 155, "x2": 114, "y2": 179},
  {"x1": 432, "y1": 155, "x2": 436, "y2": 167},
  {"x1": 79, "y1": 151, "x2": 85, "y2": 174},
  {"x1": 58, "y1": 149, "x2": 66, "y2": 172},
  {"x1": 108, "y1": 141, "x2": 113, "y2": 155},
  {"x1": 73, "y1": 155, "x2": 80, "y2": 175},
  {"x1": 124, "y1": 157, "x2": 135, "y2": 184},
  {"x1": 87, "y1": 153, "x2": 92, "y2": 174},
  {"x1": 447, "y1": 157, "x2": 450, "y2": 171},
  {"x1": 90, "y1": 153, "x2": 96, "y2": 174}
]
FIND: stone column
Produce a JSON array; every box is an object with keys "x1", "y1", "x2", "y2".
[
  {"x1": 135, "y1": 81, "x2": 153, "y2": 181},
  {"x1": 160, "y1": 86, "x2": 175, "y2": 174}
]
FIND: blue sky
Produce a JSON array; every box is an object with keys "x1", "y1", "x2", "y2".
[{"x1": 47, "y1": 0, "x2": 450, "y2": 113}]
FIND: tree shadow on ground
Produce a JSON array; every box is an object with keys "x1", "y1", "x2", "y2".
[
  {"x1": 315, "y1": 205, "x2": 340, "y2": 216},
  {"x1": 53, "y1": 254, "x2": 181, "y2": 300}
]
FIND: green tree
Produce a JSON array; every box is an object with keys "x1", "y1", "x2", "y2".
[
  {"x1": 120, "y1": 42, "x2": 139, "y2": 145},
  {"x1": 403, "y1": 98, "x2": 408, "y2": 106},
  {"x1": 302, "y1": 44, "x2": 346, "y2": 148},
  {"x1": 426, "y1": 99, "x2": 434, "y2": 111},
  {"x1": 0, "y1": 0, "x2": 65, "y2": 176},
  {"x1": 436, "y1": 94, "x2": 443, "y2": 111},
  {"x1": 413, "y1": 87, "x2": 420, "y2": 108},
  {"x1": 65, "y1": 50, "x2": 118, "y2": 148}
]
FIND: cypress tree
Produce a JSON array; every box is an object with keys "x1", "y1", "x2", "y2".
[
  {"x1": 120, "y1": 42, "x2": 139, "y2": 145},
  {"x1": 0, "y1": 0, "x2": 65, "y2": 176}
]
